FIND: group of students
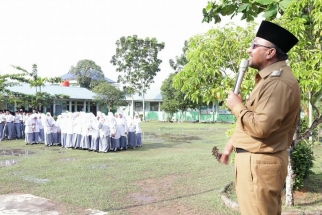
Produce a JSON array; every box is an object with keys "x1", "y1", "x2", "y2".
[
  {"x1": 1, "y1": 109, "x2": 143, "y2": 152},
  {"x1": 0, "y1": 109, "x2": 26, "y2": 141}
]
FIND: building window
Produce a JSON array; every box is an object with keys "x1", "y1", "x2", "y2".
[
  {"x1": 135, "y1": 102, "x2": 142, "y2": 112},
  {"x1": 150, "y1": 102, "x2": 159, "y2": 111}
]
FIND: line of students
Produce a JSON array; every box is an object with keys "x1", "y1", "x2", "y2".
[
  {"x1": 25, "y1": 111, "x2": 143, "y2": 152},
  {"x1": 0, "y1": 109, "x2": 26, "y2": 141}
]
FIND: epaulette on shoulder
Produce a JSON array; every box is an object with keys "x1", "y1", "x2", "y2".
[{"x1": 270, "y1": 68, "x2": 283, "y2": 77}]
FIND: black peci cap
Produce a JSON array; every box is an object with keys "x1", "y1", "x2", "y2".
[{"x1": 256, "y1": 21, "x2": 298, "y2": 53}]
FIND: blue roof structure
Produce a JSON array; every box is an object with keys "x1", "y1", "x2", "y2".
[
  {"x1": 7, "y1": 83, "x2": 95, "y2": 100},
  {"x1": 60, "y1": 72, "x2": 116, "y2": 83}
]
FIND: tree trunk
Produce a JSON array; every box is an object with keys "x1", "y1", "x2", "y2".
[
  {"x1": 131, "y1": 94, "x2": 134, "y2": 118},
  {"x1": 285, "y1": 148, "x2": 294, "y2": 206},
  {"x1": 142, "y1": 89, "x2": 145, "y2": 121},
  {"x1": 285, "y1": 108, "x2": 300, "y2": 206},
  {"x1": 181, "y1": 110, "x2": 184, "y2": 122}
]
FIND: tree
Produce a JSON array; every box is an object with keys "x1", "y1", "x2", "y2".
[
  {"x1": 161, "y1": 41, "x2": 198, "y2": 122},
  {"x1": 12, "y1": 64, "x2": 62, "y2": 93},
  {"x1": 201, "y1": 0, "x2": 322, "y2": 206},
  {"x1": 169, "y1": 40, "x2": 189, "y2": 74},
  {"x1": 110, "y1": 35, "x2": 165, "y2": 120},
  {"x1": 173, "y1": 24, "x2": 256, "y2": 104},
  {"x1": 202, "y1": 0, "x2": 294, "y2": 24},
  {"x1": 92, "y1": 82, "x2": 126, "y2": 112},
  {"x1": 161, "y1": 73, "x2": 197, "y2": 122},
  {"x1": 69, "y1": 59, "x2": 105, "y2": 90}
]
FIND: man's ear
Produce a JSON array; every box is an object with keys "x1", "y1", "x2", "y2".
[{"x1": 266, "y1": 48, "x2": 277, "y2": 60}]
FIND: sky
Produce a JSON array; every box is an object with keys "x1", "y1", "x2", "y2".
[{"x1": 0, "y1": 0, "x2": 252, "y2": 89}]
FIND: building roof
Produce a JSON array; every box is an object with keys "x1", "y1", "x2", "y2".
[
  {"x1": 61, "y1": 72, "x2": 116, "y2": 83},
  {"x1": 127, "y1": 88, "x2": 162, "y2": 101},
  {"x1": 7, "y1": 83, "x2": 95, "y2": 100}
]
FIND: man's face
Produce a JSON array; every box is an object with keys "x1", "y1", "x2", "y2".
[{"x1": 247, "y1": 37, "x2": 275, "y2": 70}]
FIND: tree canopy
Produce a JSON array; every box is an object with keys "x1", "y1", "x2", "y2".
[
  {"x1": 69, "y1": 59, "x2": 105, "y2": 90},
  {"x1": 161, "y1": 73, "x2": 197, "y2": 122},
  {"x1": 1, "y1": 65, "x2": 67, "y2": 112},
  {"x1": 12, "y1": 64, "x2": 62, "y2": 93},
  {"x1": 202, "y1": 0, "x2": 295, "y2": 24},
  {"x1": 92, "y1": 82, "x2": 126, "y2": 112},
  {"x1": 110, "y1": 35, "x2": 165, "y2": 119},
  {"x1": 173, "y1": 24, "x2": 256, "y2": 104}
]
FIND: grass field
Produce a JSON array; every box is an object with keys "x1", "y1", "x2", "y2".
[{"x1": 0, "y1": 121, "x2": 321, "y2": 215}]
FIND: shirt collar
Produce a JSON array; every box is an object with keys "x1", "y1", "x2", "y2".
[{"x1": 258, "y1": 61, "x2": 287, "y2": 79}]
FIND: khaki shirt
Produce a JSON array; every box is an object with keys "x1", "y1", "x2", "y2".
[{"x1": 231, "y1": 61, "x2": 300, "y2": 153}]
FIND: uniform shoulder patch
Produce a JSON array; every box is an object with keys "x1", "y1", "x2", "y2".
[{"x1": 270, "y1": 68, "x2": 283, "y2": 77}]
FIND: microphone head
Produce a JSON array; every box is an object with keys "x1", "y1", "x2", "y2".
[{"x1": 240, "y1": 58, "x2": 249, "y2": 69}]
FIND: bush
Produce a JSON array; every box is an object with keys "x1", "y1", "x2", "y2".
[{"x1": 292, "y1": 142, "x2": 315, "y2": 190}]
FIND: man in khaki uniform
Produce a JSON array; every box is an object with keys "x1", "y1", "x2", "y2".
[{"x1": 220, "y1": 21, "x2": 300, "y2": 215}]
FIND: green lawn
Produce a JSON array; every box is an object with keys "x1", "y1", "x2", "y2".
[{"x1": 0, "y1": 122, "x2": 321, "y2": 215}]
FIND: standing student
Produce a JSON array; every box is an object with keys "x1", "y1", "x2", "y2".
[
  {"x1": 13, "y1": 111, "x2": 22, "y2": 139},
  {"x1": 117, "y1": 113, "x2": 128, "y2": 150},
  {"x1": 220, "y1": 21, "x2": 300, "y2": 215},
  {"x1": 4, "y1": 110, "x2": 14, "y2": 140},
  {"x1": 111, "y1": 113, "x2": 121, "y2": 151},
  {"x1": 0, "y1": 110, "x2": 5, "y2": 141},
  {"x1": 38, "y1": 114, "x2": 45, "y2": 144},
  {"x1": 127, "y1": 117, "x2": 136, "y2": 148},
  {"x1": 98, "y1": 119, "x2": 110, "y2": 153},
  {"x1": 32, "y1": 114, "x2": 40, "y2": 144},
  {"x1": 24, "y1": 112, "x2": 33, "y2": 145},
  {"x1": 134, "y1": 114, "x2": 142, "y2": 147},
  {"x1": 43, "y1": 113, "x2": 54, "y2": 146}
]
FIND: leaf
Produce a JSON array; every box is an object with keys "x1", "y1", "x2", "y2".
[
  {"x1": 256, "y1": 0, "x2": 276, "y2": 5},
  {"x1": 237, "y1": 3, "x2": 250, "y2": 12},
  {"x1": 262, "y1": 4, "x2": 278, "y2": 19},
  {"x1": 205, "y1": 1, "x2": 213, "y2": 11},
  {"x1": 279, "y1": 0, "x2": 293, "y2": 10}
]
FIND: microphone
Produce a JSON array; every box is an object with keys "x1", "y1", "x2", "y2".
[{"x1": 233, "y1": 59, "x2": 248, "y2": 94}]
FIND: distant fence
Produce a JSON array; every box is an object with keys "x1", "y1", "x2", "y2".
[{"x1": 143, "y1": 111, "x2": 235, "y2": 123}]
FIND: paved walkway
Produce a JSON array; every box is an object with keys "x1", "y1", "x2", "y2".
[{"x1": 0, "y1": 193, "x2": 108, "y2": 215}]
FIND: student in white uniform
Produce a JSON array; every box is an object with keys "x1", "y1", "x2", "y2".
[
  {"x1": 98, "y1": 117, "x2": 110, "y2": 153},
  {"x1": 0, "y1": 110, "x2": 5, "y2": 141},
  {"x1": 38, "y1": 114, "x2": 45, "y2": 144},
  {"x1": 4, "y1": 110, "x2": 14, "y2": 140},
  {"x1": 43, "y1": 112, "x2": 54, "y2": 146},
  {"x1": 134, "y1": 114, "x2": 142, "y2": 147},
  {"x1": 127, "y1": 117, "x2": 136, "y2": 148}
]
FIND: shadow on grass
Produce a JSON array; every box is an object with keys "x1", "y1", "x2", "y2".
[
  {"x1": 295, "y1": 172, "x2": 322, "y2": 207},
  {"x1": 140, "y1": 132, "x2": 202, "y2": 151},
  {"x1": 103, "y1": 186, "x2": 222, "y2": 212}
]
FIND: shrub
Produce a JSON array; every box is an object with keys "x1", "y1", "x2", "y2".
[{"x1": 292, "y1": 142, "x2": 314, "y2": 190}]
